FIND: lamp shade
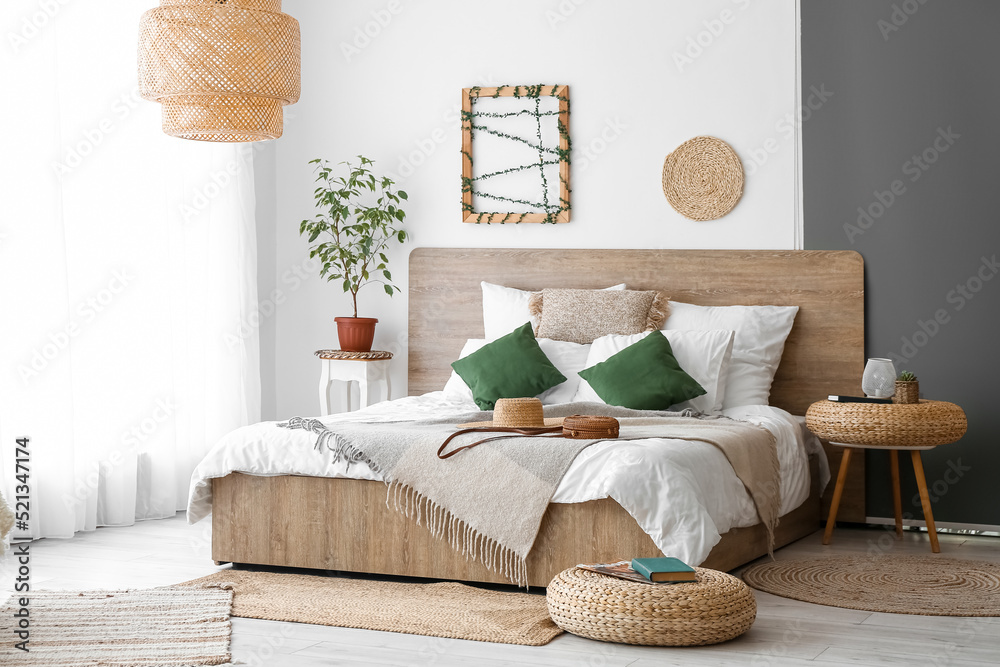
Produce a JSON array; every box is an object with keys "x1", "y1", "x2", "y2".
[
  {"x1": 138, "y1": 0, "x2": 300, "y2": 142},
  {"x1": 861, "y1": 358, "x2": 897, "y2": 399}
]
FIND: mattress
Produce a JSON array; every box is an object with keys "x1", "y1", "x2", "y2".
[{"x1": 187, "y1": 393, "x2": 827, "y2": 566}]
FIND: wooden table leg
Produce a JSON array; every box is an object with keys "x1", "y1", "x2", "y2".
[
  {"x1": 890, "y1": 450, "x2": 903, "y2": 538},
  {"x1": 823, "y1": 448, "x2": 853, "y2": 545},
  {"x1": 910, "y1": 450, "x2": 940, "y2": 553}
]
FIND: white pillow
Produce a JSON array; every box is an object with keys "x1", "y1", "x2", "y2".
[
  {"x1": 536, "y1": 339, "x2": 592, "y2": 405},
  {"x1": 441, "y1": 339, "x2": 487, "y2": 404},
  {"x1": 573, "y1": 330, "x2": 735, "y2": 414},
  {"x1": 663, "y1": 301, "x2": 798, "y2": 409},
  {"x1": 441, "y1": 338, "x2": 593, "y2": 406},
  {"x1": 482, "y1": 282, "x2": 626, "y2": 342}
]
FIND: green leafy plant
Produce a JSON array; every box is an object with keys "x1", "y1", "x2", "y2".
[
  {"x1": 898, "y1": 370, "x2": 918, "y2": 382},
  {"x1": 300, "y1": 156, "x2": 408, "y2": 318}
]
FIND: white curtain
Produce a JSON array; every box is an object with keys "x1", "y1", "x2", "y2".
[{"x1": 0, "y1": 0, "x2": 260, "y2": 539}]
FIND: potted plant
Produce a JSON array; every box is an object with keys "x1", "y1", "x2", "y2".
[
  {"x1": 300, "y1": 156, "x2": 408, "y2": 352},
  {"x1": 894, "y1": 370, "x2": 920, "y2": 404}
]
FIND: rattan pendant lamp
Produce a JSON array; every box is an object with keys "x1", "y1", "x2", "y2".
[{"x1": 138, "y1": 0, "x2": 301, "y2": 142}]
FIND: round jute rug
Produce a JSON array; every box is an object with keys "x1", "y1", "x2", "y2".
[{"x1": 742, "y1": 556, "x2": 1000, "y2": 616}]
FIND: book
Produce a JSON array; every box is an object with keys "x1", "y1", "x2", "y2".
[
  {"x1": 576, "y1": 560, "x2": 655, "y2": 585},
  {"x1": 631, "y1": 557, "x2": 697, "y2": 583},
  {"x1": 828, "y1": 395, "x2": 893, "y2": 404}
]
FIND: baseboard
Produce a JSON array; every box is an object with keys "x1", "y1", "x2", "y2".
[{"x1": 866, "y1": 516, "x2": 1000, "y2": 535}]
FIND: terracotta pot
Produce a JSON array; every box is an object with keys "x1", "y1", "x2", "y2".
[{"x1": 335, "y1": 317, "x2": 378, "y2": 352}]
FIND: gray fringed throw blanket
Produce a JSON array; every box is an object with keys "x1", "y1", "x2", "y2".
[{"x1": 279, "y1": 402, "x2": 779, "y2": 586}]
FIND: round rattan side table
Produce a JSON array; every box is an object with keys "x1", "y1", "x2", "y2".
[
  {"x1": 546, "y1": 567, "x2": 756, "y2": 646},
  {"x1": 805, "y1": 399, "x2": 967, "y2": 553}
]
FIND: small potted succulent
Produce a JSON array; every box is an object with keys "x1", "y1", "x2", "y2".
[
  {"x1": 894, "y1": 370, "x2": 920, "y2": 404},
  {"x1": 300, "y1": 156, "x2": 408, "y2": 352}
]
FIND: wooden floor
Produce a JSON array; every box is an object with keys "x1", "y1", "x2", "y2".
[{"x1": 4, "y1": 513, "x2": 999, "y2": 666}]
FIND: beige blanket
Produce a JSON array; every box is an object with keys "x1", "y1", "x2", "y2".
[{"x1": 280, "y1": 403, "x2": 779, "y2": 586}]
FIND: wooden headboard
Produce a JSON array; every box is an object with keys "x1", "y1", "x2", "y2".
[{"x1": 408, "y1": 248, "x2": 865, "y2": 416}]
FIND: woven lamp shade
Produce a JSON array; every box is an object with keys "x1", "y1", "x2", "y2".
[
  {"x1": 662, "y1": 136, "x2": 744, "y2": 221},
  {"x1": 138, "y1": 0, "x2": 301, "y2": 142}
]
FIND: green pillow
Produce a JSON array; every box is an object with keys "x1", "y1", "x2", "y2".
[
  {"x1": 578, "y1": 331, "x2": 706, "y2": 410},
  {"x1": 451, "y1": 323, "x2": 568, "y2": 410}
]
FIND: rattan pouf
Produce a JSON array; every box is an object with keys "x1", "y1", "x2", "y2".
[{"x1": 546, "y1": 567, "x2": 756, "y2": 646}]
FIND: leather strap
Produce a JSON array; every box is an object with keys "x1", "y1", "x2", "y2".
[{"x1": 437, "y1": 426, "x2": 563, "y2": 459}]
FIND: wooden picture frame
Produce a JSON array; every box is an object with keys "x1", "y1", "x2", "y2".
[{"x1": 461, "y1": 85, "x2": 571, "y2": 224}]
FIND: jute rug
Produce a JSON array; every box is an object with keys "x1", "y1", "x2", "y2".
[
  {"x1": 742, "y1": 556, "x2": 1000, "y2": 616},
  {"x1": 0, "y1": 586, "x2": 232, "y2": 666},
  {"x1": 180, "y1": 569, "x2": 562, "y2": 646}
]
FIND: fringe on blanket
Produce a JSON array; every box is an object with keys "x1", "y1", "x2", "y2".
[
  {"x1": 277, "y1": 417, "x2": 381, "y2": 475},
  {"x1": 387, "y1": 480, "x2": 528, "y2": 588}
]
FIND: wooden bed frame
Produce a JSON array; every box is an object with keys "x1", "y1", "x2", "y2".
[{"x1": 213, "y1": 249, "x2": 866, "y2": 587}]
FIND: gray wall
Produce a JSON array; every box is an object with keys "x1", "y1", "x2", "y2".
[{"x1": 803, "y1": 1, "x2": 1000, "y2": 526}]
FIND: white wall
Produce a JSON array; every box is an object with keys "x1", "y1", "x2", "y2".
[{"x1": 266, "y1": 0, "x2": 800, "y2": 419}]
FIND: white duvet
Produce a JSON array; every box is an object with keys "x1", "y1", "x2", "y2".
[{"x1": 187, "y1": 393, "x2": 828, "y2": 567}]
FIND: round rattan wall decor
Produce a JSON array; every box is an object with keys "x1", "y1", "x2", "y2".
[{"x1": 662, "y1": 136, "x2": 744, "y2": 221}]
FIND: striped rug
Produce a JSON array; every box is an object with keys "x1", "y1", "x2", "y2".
[{"x1": 0, "y1": 586, "x2": 233, "y2": 666}]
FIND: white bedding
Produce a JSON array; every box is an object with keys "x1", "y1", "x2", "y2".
[{"x1": 187, "y1": 393, "x2": 827, "y2": 567}]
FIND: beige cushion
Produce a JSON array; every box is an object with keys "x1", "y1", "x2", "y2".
[{"x1": 529, "y1": 289, "x2": 668, "y2": 344}]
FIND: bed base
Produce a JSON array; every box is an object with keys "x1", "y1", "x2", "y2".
[{"x1": 212, "y1": 465, "x2": 821, "y2": 587}]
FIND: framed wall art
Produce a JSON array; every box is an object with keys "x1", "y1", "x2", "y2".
[{"x1": 461, "y1": 84, "x2": 571, "y2": 224}]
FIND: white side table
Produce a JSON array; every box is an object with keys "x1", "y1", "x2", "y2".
[{"x1": 315, "y1": 349, "x2": 393, "y2": 415}]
